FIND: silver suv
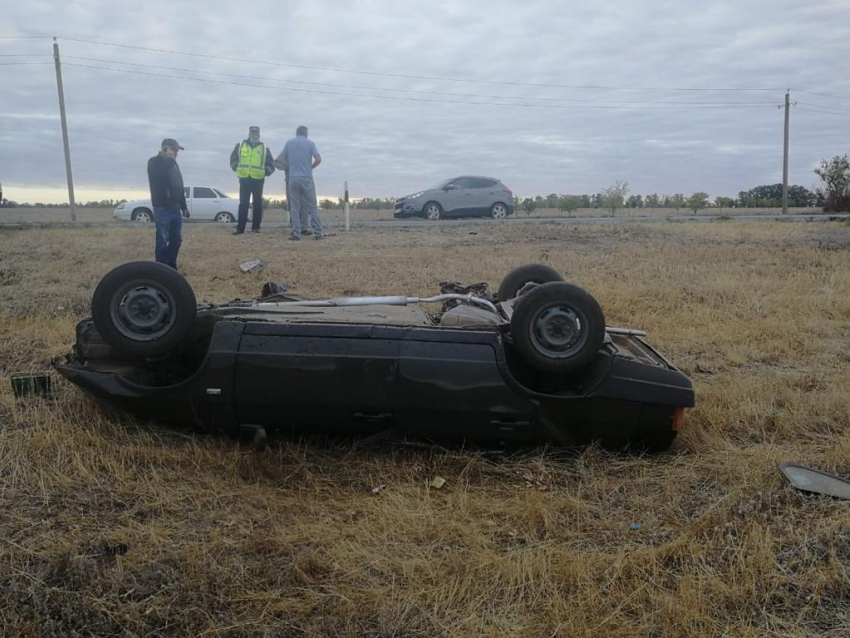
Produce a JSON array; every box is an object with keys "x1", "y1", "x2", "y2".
[{"x1": 394, "y1": 176, "x2": 515, "y2": 220}]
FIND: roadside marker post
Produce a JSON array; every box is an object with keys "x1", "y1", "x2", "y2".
[{"x1": 344, "y1": 181, "x2": 350, "y2": 231}]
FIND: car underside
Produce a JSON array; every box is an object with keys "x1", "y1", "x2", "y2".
[{"x1": 55, "y1": 263, "x2": 695, "y2": 450}]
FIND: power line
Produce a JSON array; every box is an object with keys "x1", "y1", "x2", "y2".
[
  {"x1": 63, "y1": 61, "x2": 777, "y2": 112},
  {"x1": 792, "y1": 88, "x2": 850, "y2": 102},
  {"x1": 57, "y1": 36, "x2": 785, "y2": 93},
  {"x1": 0, "y1": 61, "x2": 53, "y2": 66},
  {"x1": 796, "y1": 107, "x2": 850, "y2": 119},
  {"x1": 62, "y1": 55, "x2": 779, "y2": 107},
  {"x1": 3, "y1": 35, "x2": 841, "y2": 102},
  {"x1": 797, "y1": 101, "x2": 850, "y2": 115},
  {"x1": 0, "y1": 53, "x2": 53, "y2": 57}
]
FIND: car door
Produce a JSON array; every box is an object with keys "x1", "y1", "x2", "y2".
[
  {"x1": 468, "y1": 178, "x2": 499, "y2": 216},
  {"x1": 440, "y1": 178, "x2": 472, "y2": 215},
  {"x1": 191, "y1": 186, "x2": 219, "y2": 220},
  {"x1": 394, "y1": 334, "x2": 536, "y2": 441},
  {"x1": 234, "y1": 323, "x2": 402, "y2": 435},
  {"x1": 214, "y1": 189, "x2": 237, "y2": 216}
]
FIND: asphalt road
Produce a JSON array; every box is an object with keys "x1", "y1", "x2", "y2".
[{"x1": 263, "y1": 212, "x2": 850, "y2": 229}]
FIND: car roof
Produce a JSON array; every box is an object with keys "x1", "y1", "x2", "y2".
[{"x1": 453, "y1": 175, "x2": 502, "y2": 181}]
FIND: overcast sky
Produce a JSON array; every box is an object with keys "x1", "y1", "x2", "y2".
[{"x1": 2, "y1": 0, "x2": 849, "y2": 203}]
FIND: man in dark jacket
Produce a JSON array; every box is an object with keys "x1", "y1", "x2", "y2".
[
  {"x1": 147, "y1": 138, "x2": 190, "y2": 269},
  {"x1": 230, "y1": 125, "x2": 275, "y2": 234}
]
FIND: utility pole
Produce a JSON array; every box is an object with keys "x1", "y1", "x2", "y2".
[
  {"x1": 53, "y1": 37, "x2": 76, "y2": 222},
  {"x1": 782, "y1": 89, "x2": 790, "y2": 215}
]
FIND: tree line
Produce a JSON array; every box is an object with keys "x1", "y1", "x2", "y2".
[
  {"x1": 518, "y1": 155, "x2": 850, "y2": 215},
  {"x1": 515, "y1": 183, "x2": 825, "y2": 217},
  {"x1": 2, "y1": 155, "x2": 848, "y2": 212},
  {"x1": 0, "y1": 198, "x2": 132, "y2": 208}
]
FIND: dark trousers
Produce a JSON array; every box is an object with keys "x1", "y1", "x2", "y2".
[
  {"x1": 237, "y1": 177, "x2": 265, "y2": 232},
  {"x1": 153, "y1": 205, "x2": 183, "y2": 268}
]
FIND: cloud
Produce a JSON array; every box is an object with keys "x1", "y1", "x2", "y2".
[{"x1": 2, "y1": 0, "x2": 849, "y2": 203}]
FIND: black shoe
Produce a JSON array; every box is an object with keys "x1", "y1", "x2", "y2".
[
  {"x1": 251, "y1": 228, "x2": 261, "y2": 233},
  {"x1": 233, "y1": 230, "x2": 244, "y2": 235},
  {"x1": 302, "y1": 229, "x2": 313, "y2": 236},
  {"x1": 288, "y1": 235, "x2": 300, "y2": 241}
]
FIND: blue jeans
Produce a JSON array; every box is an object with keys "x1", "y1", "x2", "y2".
[{"x1": 153, "y1": 205, "x2": 183, "y2": 268}]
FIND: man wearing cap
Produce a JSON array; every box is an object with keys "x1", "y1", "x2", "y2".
[
  {"x1": 147, "y1": 138, "x2": 190, "y2": 269},
  {"x1": 230, "y1": 126, "x2": 275, "y2": 234}
]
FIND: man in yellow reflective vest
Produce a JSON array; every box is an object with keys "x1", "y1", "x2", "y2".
[{"x1": 229, "y1": 125, "x2": 275, "y2": 234}]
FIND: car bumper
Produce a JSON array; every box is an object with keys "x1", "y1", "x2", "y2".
[{"x1": 393, "y1": 201, "x2": 422, "y2": 218}]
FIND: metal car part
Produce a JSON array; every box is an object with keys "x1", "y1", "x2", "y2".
[{"x1": 254, "y1": 293, "x2": 501, "y2": 316}]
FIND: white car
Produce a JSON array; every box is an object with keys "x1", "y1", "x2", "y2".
[{"x1": 113, "y1": 187, "x2": 241, "y2": 223}]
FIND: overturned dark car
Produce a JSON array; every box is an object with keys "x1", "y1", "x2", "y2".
[{"x1": 55, "y1": 263, "x2": 694, "y2": 450}]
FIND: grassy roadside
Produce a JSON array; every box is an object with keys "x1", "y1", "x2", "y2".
[{"x1": 1, "y1": 220, "x2": 849, "y2": 637}]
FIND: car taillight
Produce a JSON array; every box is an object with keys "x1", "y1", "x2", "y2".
[
  {"x1": 503, "y1": 189, "x2": 512, "y2": 196},
  {"x1": 672, "y1": 407, "x2": 685, "y2": 431}
]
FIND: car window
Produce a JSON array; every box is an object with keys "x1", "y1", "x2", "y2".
[
  {"x1": 449, "y1": 178, "x2": 472, "y2": 189},
  {"x1": 194, "y1": 187, "x2": 216, "y2": 198},
  {"x1": 214, "y1": 189, "x2": 230, "y2": 198},
  {"x1": 428, "y1": 178, "x2": 453, "y2": 190},
  {"x1": 184, "y1": 187, "x2": 190, "y2": 199},
  {"x1": 468, "y1": 178, "x2": 498, "y2": 189}
]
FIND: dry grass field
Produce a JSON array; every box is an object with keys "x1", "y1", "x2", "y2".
[
  {"x1": 1, "y1": 219, "x2": 849, "y2": 637},
  {"x1": 0, "y1": 205, "x2": 826, "y2": 226}
]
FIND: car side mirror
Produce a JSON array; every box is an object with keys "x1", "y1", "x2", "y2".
[{"x1": 444, "y1": 184, "x2": 457, "y2": 191}]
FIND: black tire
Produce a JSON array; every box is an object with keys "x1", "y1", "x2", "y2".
[
  {"x1": 490, "y1": 202, "x2": 509, "y2": 219},
  {"x1": 423, "y1": 202, "x2": 442, "y2": 220},
  {"x1": 510, "y1": 281, "x2": 605, "y2": 374},
  {"x1": 215, "y1": 211, "x2": 235, "y2": 223},
  {"x1": 91, "y1": 261, "x2": 197, "y2": 359},
  {"x1": 131, "y1": 208, "x2": 153, "y2": 223},
  {"x1": 497, "y1": 263, "x2": 564, "y2": 302}
]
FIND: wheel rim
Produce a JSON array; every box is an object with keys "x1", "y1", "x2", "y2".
[
  {"x1": 529, "y1": 304, "x2": 589, "y2": 359},
  {"x1": 216, "y1": 213, "x2": 233, "y2": 223},
  {"x1": 109, "y1": 280, "x2": 177, "y2": 342},
  {"x1": 135, "y1": 211, "x2": 151, "y2": 222},
  {"x1": 492, "y1": 204, "x2": 507, "y2": 219},
  {"x1": 426, "y1": 205, "x2": 440, "y2": 220}
]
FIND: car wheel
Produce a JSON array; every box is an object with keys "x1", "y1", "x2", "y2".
[
  {"x1": 132, "y1": 208, "x2": 153, "y2": 223},
  {"x1": 510, "y1": 281, "x2": 605, "y2": 374},
  {"x1": 215, "y1": 211, "x2": 235, "y2": 223},
  {"x1": 423, "y1": 202, "x2": 442, "y2": 220},
  {"x1": 91, "y1": 261, "x2": 197, "y2": 359},
  {"x1": 491, "y1": 202, "x2": 508, "y2": 219},
  {"x1": 497, "y1": 263, "x2": 564, "y2": 302}
]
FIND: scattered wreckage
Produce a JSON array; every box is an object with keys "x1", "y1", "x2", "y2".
[{"x1": 55, "y1": 262, "x2": 694, "y2": 450}]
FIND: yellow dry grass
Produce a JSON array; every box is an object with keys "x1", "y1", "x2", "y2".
[{"x1": 1, "y1": 220, "x2": 849, "y2": 637}]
